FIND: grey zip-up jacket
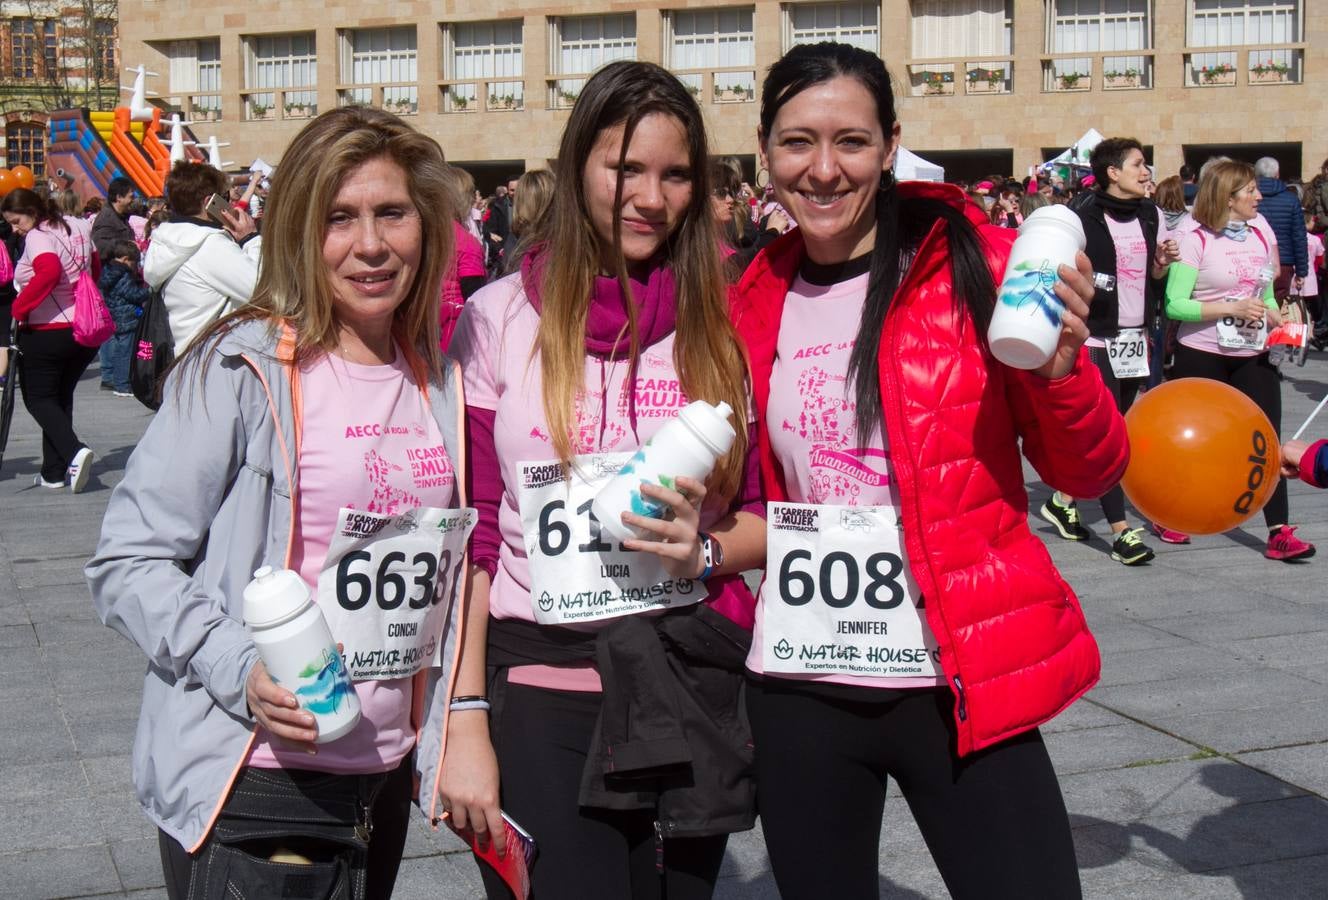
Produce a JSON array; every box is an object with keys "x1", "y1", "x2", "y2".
[{"x1": 86, "y1": 319, "x2": 468, "y2": 852}]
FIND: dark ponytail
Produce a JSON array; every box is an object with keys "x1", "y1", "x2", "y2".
[
  {"x1": 0, "y1": 187, "x2": 70, "y2": 234},
  {"x1": 761, "y1": 42, "x2": 995, "y2": 444}
]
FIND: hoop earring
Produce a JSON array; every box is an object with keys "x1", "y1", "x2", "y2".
[
  {"x1": 754, "y1": 167, "x2": 770, "y2": 192},
  {"x1": 880, "y1": 170, "x2": 897, "y2": 193}
]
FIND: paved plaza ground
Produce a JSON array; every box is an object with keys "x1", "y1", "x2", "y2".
[{"x1": 1, "y1": 357, "x2": 1326, "y2": 898}]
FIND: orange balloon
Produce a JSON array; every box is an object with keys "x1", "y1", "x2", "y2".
[
  {"x1": 1121, "y1": 378, "x2": 1279, "y2": 535},
  {"x1": 10, "y1": 165, "x2": 34, "y2": 190},
  {"x1": 0, "y1": 169, "x2": 14, "y2": 197}
]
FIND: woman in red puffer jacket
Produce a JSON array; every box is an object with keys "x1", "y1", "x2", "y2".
[{"x1": 731, "y1": 44, "x2": 1127, "y2": 900}]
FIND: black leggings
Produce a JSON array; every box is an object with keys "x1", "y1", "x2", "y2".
[
  {"x1": 16, "y1": 326, "x2": 98, "y2": 482},
  {"x1": 484, "y1": 682, "x2": 728, "y2": 900},
  {"x1": 747, "y1": 681, "x2": 1082, "y2": 900},
  {"x1": 1088, "y1": 345, "x2": 1146, "y2": 524},
  {"x1": 1170, "y1": 344, "x2": 1288, "y2": 528}
]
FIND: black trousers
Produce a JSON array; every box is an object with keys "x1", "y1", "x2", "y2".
[
  {"x1": 483, "y1": 682, "x2": 728, "y2": 900},
  {"x1": 746, "y1": 681, "x2": 1082, "y2": 900},
  {"x1": 158, "y1": 759, "x2": 413, "y2": 900},
  {"x1": 1171, "y1": 344, "x2": 1288, "y2": 528},
  {"x1": 1087, "y1": 345, "x2": 1147, "y2": 524},
  {"x1": 16, "y1": 326, "x2": 98, "y2": 482}
]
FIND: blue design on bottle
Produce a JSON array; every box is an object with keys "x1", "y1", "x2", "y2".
[
  {"x1": 295, "y1": 647, "x2": 353, "y2": 715},
  {"x1": 997, "y1": 260, "x2": 1063, "y2": 327}
]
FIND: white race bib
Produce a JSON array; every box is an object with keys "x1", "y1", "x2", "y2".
[
  {"x1": 317, "y1": 506, "x2": 475, "y2": 680},
  {"x1": 761, "y1": 502, "x2": 940, "y2": 678},
  {"x1": 1105, "y1": 327, "x2": 1149, "y2": 379},
  {"x1": 518, "y1": 454, "x2": 701, "y2": 625},
  {"x1": 1216, "y1": 311, "x2": 1268, "y2": 351}
]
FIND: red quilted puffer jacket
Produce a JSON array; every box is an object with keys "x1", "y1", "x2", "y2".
[{"x1": 732, "y1": 181, "x2": 1129, "y2": 756}]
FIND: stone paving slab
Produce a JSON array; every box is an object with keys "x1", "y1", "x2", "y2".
[{"x1": 2, "y1": 359, "x2": 1326, "y2": 898}]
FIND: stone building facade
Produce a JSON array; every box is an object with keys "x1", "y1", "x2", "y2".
[{"x1": 113, "y1": 1, "x2": 1325, "y2": 186}]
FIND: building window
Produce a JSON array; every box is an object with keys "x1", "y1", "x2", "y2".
[
  {"x1": 341, "y1": 27, "x2": 418, "y2": 112},
  {"x1": 1189, "y1": 0, "x2": 1300, "y2": 46},
  {"x1": 666, "y1": 8, "x2": 755, "y2": 101},
  {"x1": 42, "y1": 19, "x2": 56, "y2": 77},
  {"x1": 94, "y1": 19, "x2": 116, "y2": 81},
  {"x1": 549, "y1": 14, "x2": 636, "y2": 106},
  {"x1": 169, "y1": 39, "x2": 223, "y2": 118},
  {"x1": 1046, "y1": 0, "x2": 1150, "y2": 85},
  {"x1": 7, "y1": 123, "x2": 44, "y2": 175},
  {"x1": 786, "y1": 1, "x2": 879, "y2": 54},
  {"x1": 11, "y1": 19, "x2": 37, "y2": 79},
  {"x1": 245, "y1": 32, "x2": 317, "y2": 118},
  {"x1": 912, "y1": 1, "x2": 1012, "y2": 58},
  {"x1": 442, "y1": 20, "x2": 524, "y2": 111}
]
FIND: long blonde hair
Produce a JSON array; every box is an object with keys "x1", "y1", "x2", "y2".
[
  {"x1": 530, "y1": 61, "x2": 749, "y2": 500},
  {"x1": 188, "y1": 106, "x2": 452, "y2": 377},
  {"x1": 1193, "y1": 160, "x2": 1257, "y2": 233}
]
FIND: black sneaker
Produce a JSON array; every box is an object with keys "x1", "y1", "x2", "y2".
[
  {"x1": 1111, "y1": 527, "x2": 1155, "y2": 565},
  {"x1": 1039, "y1": 495, "x2": 1091, "y2": 541}
]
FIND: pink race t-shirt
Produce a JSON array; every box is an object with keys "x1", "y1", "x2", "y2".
[
  {"x1": 1085, "y1": 216, "x2": 1148, "y2": 350},
  {"x1": 450, "y1": 273, "x2": 739, "y2": 692},
  {"x1": 247, "y1": 348, "x2": 456, "y2": 773},
  {"x1": 1176, "y1": 224, "x2": 1275, "y2": 357},
  {"x1": 748, "y1": 271, "x2": 944, "y2": 690},
  {"x1": 1305, "y1": 231, "x2": 1324, "y2": 296},
  {"x1": 14, "y1": 220, "x2": 92, "y2": 327}
]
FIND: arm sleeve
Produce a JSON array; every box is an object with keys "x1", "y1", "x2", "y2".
[
  {"x1": 464, "y1": 406, "x2": 502, "y2": 579},
  {"x1": 1005, "y1": 352, "x2": 1129, "y2": 500},
  {"x1": 1300, "y1": 439, "x2": 1328, "y2": 489},
  {"x1": 459, "y1": 275, "x2": 486, "y2": 299},
  {"x1": 1164, "y1": 262, "x2": 1204, "y2": 322},
  {"x1": 736, "y1": 422, "x2": 763, "y2": 518},
  {"x1": 84, "y1": 351, "x2": 260, "y2": 718},
  {"x1": 12, "y1": 253, "x2": 63, "y2": 320}
]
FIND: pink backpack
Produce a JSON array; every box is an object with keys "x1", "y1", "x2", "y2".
[
  {"x1": 59, "y1": 231, "x2": 113, "y2": 347},
  {"x1": 0, "y1": 241, "x2": 12, "y2": 284}
]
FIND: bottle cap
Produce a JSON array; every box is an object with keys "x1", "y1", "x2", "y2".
[
  {"x1": 242, "y1": 566, "x2": 313, "y2": 628},
  {"x1": 679, "y1": 400, "x2": 737, "y2": 457}
]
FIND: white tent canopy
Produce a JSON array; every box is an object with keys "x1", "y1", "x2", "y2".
[
  {"x1": 1043, "y1": 128, "x2": 1105, "y2": 169},
  {"x1": 895, "y1": 147, "x2": 944, "y2": 182}
]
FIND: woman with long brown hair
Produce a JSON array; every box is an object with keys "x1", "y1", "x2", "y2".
[
  {"x1": 87, "y1": 107, "x2": 468, "y2": 898},
  {"x1": 444, "y1": 60, "x2": 762, "y2": 898}
]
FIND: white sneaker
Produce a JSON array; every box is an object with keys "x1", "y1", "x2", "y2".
[
  {"x1": 67, "y1": 447, "x2": 94, "y2": 494},
  {"x1": 33, "y1": 473, "x2": 64, "y2": 489}
]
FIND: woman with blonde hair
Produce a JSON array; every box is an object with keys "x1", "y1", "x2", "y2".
[
  {"x1": 445, "y1": 60, "x2": 762, "y2": 898},
  {"x1": 88, "y1": 106, "x2": 469, "y2": 898},
  {"x1": 1166, "y1": 159, "x2": 1313, "y2": 560},
  {"x1": 500, "y1": 168, "x2": 554, "y2": 275}
]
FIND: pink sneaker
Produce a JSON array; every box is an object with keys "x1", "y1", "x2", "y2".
[
  {"x1": 1151, "y1": 523, "x2": 1191, "y2": 545},
  {"x1": 1265, "y1": 526, "x2": 1316, "y2": 561}
]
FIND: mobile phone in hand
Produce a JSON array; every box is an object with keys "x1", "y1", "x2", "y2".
[{"x1": 204, "y1": 193, "x2": 231, "y2": 225}]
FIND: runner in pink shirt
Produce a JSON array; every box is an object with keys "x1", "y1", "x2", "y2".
[{"x1": 442, "y1": 61, "x2": 764, "y2": 899}]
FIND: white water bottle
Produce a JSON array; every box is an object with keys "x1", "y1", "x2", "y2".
[
  {"x1": 988, "y1": 205, "x2": 1087, "y2": 369},
  {"x1": 592, "y1": 400, "x2": 738, "y2": 544},
  {"x1": 243, "y1": 566, "x2": 360, "y2": 744}
]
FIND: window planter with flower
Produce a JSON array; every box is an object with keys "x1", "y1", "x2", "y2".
[
  {"x1": 448, "y1": 91, "x2": 472, "y2": 112},
  {"x1": 248, "y1": 101, "x2": 272, "y2": 121},
  {"x1": 1057, "y1": 71, "x2": 1088, "y2": 91},
  {"x1": 967, "y1": 68, "x2": 1005, "y2": 94},
  {"x1": 283, "y1": 101, "x2": 313, "y2": 119},
  {"x1": 1104, "y1": 68, "x2": 1141, "y2": 90},
  {"x1": 487, "y1": 93, "x2": 518, "y2": 111},
  {"x1": 555, "y1": 88, "x2": 580, "y2": 109},
  {"x1": 1199, "y1": 63, "x2": 1236, "y2": 86},
  {"x1": 383, "y1": 98, "x2": 417, "y2": 116},
  {"x1": 922, "y1": 71, "x2": 954, "y2": 96},
  {"x1": 716, "y1": 83, "x2": 754, "y2": 103},
  {"x1": 1250, "y1": 59, "x2": 1291, "y2": 84}
]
